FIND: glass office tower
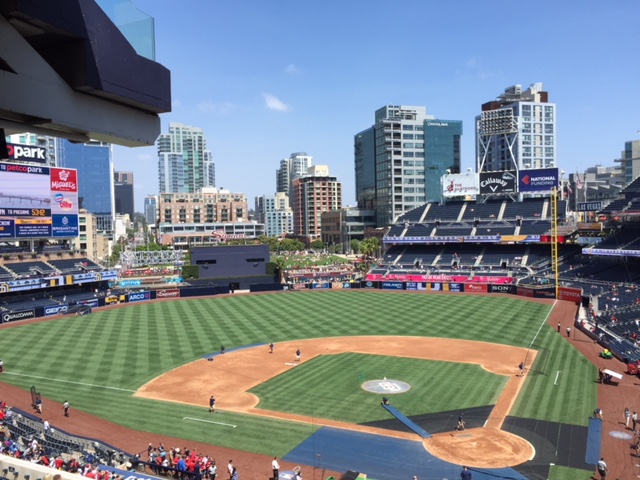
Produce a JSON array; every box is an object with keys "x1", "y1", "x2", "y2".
[{"x1": 56, "y1": 140, "x2": 115, "y2": 234}]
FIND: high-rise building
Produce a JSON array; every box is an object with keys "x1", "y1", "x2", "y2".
[
  {"x1": 157, "y1": 122, "x2": 214, "y2": 193},
  {"x1": 476, "y1": 83, "x2": 556, "y2": 173},
  {"x1": 354, "y1": 128, "x2": 376, "y2": 208},
  {"x1": 292, "y1": 165, "x2": 342, "y2": 239},
  {"x1": 355, "y1": 105, "x2": 462, "y2": 226},
  {"x1": 619, "y1": 140, "x2": 640, "y2": 185},
  {"x1": 114, "y1": 171, "x2": 135, "y2": 221},
  {"x1": 255, "y1": 192, "x2": 293, "y2": 237},
  {"x1": 56, "y1": 140, "x2": 115, "y2": 234},
  {"x1": 276, "y1": 152, "x2": 313, "y2": 205},
  {"x1": 144, "y1": 195, "x2": 158, "y2": 226},
  {"x1": 158, "y1": 152, "x2": 185, "y2": 193},
  {"x1": 158, "y1": 187, "x2": 247, "y2": 225},
  {"x1": 424, "y1": 120, "x2": 462, "y2": 202}
]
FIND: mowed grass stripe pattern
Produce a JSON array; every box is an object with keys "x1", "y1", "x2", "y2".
[
  {"x1": 250, "y1": 353, "x2": 506, "y2": 423},
  {"x1": 0, "y1": 291, "x2": 595, "y2": 456}
]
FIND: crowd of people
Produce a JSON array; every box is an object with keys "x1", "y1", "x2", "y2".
[{"x1": 0, "y1": 401, "x2": 131, "y2": 480}]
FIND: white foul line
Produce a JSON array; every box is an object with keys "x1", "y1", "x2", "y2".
[
  {"x1": 3, "y1": 372, "x2": 135, "y2": 392},
  {"x1": 183, "y1": 416, "x2": 237, "y2": 428},
  {"x1": 554, "y1": 371, "x2": 561, "y2": 385}
]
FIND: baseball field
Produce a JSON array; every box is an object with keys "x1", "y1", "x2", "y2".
[{"x1": 0, "y1": 290, "x2": 596, "y2": 479}]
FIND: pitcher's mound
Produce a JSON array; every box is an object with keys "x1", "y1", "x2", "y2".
[{"x1": 423, "y1": 428, "x2": 534, "y2": 468}]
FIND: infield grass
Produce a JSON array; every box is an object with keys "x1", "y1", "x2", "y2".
[
  {"x1": 250, "y1": 353, "x2": 507, "y2": 423},
  {"x1": 0, "y1": 290, "x2": 596, "y2": 456}
]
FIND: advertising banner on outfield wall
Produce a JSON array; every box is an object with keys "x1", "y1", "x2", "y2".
[
  {"x1": 362, "y1": 281, "x2": 379, "y2": 289},
  {"x1": 382, "y1": 281, "x2": 403, "y2": 290},
  {"x1": 44, "y1": 304, "x2": 69, "y2": 316},
  {"x1": 442, "y1": 173, "x2": 480, "y2": 198},
  {"x1": 489, "y1": 284, "x2": 516, "y2": 294},
  {"x1": 427, "y1": 283, "x2": 441, "y2": 291},
  {"x1": 533, "y1": 287, "x2": 556, "y2": 299},
  {"x1": 77, "y1": 299, "x2": 99, "y2": 308},
  {"x1": 405, "y1": 282, "x2": 419, "y2": 290},
  {"x1": 2, "y1": 309, "x2": 35, "y2": 323},
  {"x1": 518, "y1": 168, "x2": 559, "y2": 192},
  {"x1": 479, "y1": 171, "x2": 517, "y2": 194},
  {"x1": 558, "y1": 287, "x2": 582, "y2": 304},
  {"x1": 311, "y1": 282, "x2": 330, "y2": 289},
  {"x1": 465, "y1": 283, "x2": 488, "y2": 293},
  {"x1": 444, "y1": 283, "x2": 463, "y2": 292},
  {"x1": 517, "y1": 286, "x2": 535, "y2": 298},
  {"x1": 128, "y1": 291, "x2": 151, "y2": 303},
  {"x1": 156, "y1": 289, "x2": 180, "y2": 299}
]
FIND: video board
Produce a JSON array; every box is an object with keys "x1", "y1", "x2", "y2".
[{"x1": 0, "y1": 162, "x2": 79, "y2": 239}]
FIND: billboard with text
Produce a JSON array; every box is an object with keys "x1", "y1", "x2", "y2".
[
  {"x1": 518, "y1": 168, "x2": 559, "y2": 192},
  {"x1": 442, "y1": 173, "x2": 479, "y2": 198},
  {"x1": 0, "y1": 162, "x2": 78, "y2": 239},
  {"x1": 479, "y1": 171, "x2": 517, "y2": 194}
]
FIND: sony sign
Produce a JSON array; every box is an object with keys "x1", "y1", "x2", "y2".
[
  {"x1": 6, "y1": 143, "x2": 47, "y2": 163},
  {"x1": 157, "y1": 289, "x2": 180, "y2": 298}
]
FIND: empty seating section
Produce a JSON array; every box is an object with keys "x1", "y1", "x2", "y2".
[
  {"x1": 460, "y1": 201, "x2": 503, "y2": 221},
  {"x1": 596, "y1": 229, "x2": 640, "y2": 249},
  {"x1": 404, "y1": 225, "x2": 432, "y2": 237},
  {"x1": 0, "y1": 265, "x2": 13, "y2": 281},
  {"x1": 423, "y1": 203, "x2": 464, "y2": 221},
  {"x1": 396, "y1": 246, "x2": 442, "y2": 267},
  {"x1": 600, "y1": 198, "x2": 629, "y2": 214},
  {"x1": 433, "y1": 226, "x2": 473, "y2": 237},
  {"x1": 3, "y1": 297, "x2": 62, "y2": 312},
  {"x1": 519, "y1": 220, "x2": 550, "y2": 235},
  {"x1": 475, "y1": 223, "x2": 515, "y2": 236},
  {"x1": 479, "y1": 245, "x2": 526, "y2": 267},
  {"x1": 502, "y1": 198, "x2": 545, "y2": 220},
  {"x1": 397, "y1": 204, "x2": 428, "y2": 223},
  {"x1": 47, "y1": 258, "x2": 100, "y2": 273},
  {"x1": 4, "y1": 261, "x2": 57, "y2": 276},
  {"x1": 387, "y1": 225, "x2": 405, "y2": 237}
]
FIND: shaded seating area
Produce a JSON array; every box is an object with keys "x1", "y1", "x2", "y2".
[{"x1": 3, "y1": 261, "x2": 57, "y2": 277}]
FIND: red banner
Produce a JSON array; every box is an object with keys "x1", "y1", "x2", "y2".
[
  {"x1": 365, "y1": 273, "x2": 515, "y2": 284},
  {"x1": 517, "y1": 286, "x2": 535, "y2": 298},
  {"x1": 465, "y1": 283, "x2": 488, "y2": 293},
  {"x1": 50, "y1": 167, "x2": 78, "y2": 192},
  {"x1": 558, "y1": 286, "x2": 582, "y2": 304}
]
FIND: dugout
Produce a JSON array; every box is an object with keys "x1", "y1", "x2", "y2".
[{"x1": 190, "y1": 245, "x2": 269, "y2": 280}]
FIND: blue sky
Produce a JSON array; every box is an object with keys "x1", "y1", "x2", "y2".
[{"x1": 113, "y1": 0, "x2": 640, "y2": 212}]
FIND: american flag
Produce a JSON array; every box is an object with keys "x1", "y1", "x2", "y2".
[{"x1": 576, "y1": 171, "x2": 583, "y2": 190}]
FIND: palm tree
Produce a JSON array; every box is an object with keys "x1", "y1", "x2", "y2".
[{"x1": 272, "y1": 256, "x2": 287, "y2": 284}]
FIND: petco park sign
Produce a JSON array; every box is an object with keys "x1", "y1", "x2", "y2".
[{"x1": 6, "y1": 143, "x2": 47, "y2": 163}]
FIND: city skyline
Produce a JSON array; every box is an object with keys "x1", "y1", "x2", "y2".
[{"x1": 110, "y1": 0, "x2": 640, "y2": 212}]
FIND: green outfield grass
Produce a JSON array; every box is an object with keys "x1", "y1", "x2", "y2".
[
  {"x1": 249, "y1": 353, "x2": 507, "y2": 423},
  {"x1": 0, "y1": 290, "x2": 596, "y2": 457}
]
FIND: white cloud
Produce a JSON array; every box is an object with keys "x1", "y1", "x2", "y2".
[
  {"x1": 284, "y1": 64, "x2": 301, "y2": 75},
  {"x1": 262, "y1": 93, "x2": 291, "y2": 112},
  {"x1": 136, "y1": 152, "x2": 153, "y2": 161},
  {"x1": 172, "y1": 99, "x2": 182, "y2": 109}
]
